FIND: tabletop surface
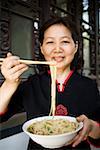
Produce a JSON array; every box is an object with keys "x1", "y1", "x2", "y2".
[{"x1": 0, "y1": 132, "x2": 29, "y2": 150}]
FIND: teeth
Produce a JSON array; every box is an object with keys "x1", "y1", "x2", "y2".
[{"x1": 54, "y1": 57, "x2": 63, "y2": 62}]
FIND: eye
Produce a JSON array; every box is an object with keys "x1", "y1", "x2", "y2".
[
  {"x1": 62, "y1": 40, "x2": 70, "y2": 43},
  {"x1": 46, "y1": 41, "x2": 54, "y2": 44}
]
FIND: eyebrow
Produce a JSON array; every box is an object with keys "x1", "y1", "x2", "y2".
[{"x1": 45, "y1": 36, "x2": 71, "y2": 40}]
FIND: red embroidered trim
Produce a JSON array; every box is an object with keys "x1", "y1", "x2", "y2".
[
  {"x1": 57, "y1": 70, "x2": 74, "y2": 92},
  {"x1": 47, "y1": 70, "x2": 51, "y2": 75},
  {"x1": 48, "y1": 69, "x2": 74, "y2": 92}
]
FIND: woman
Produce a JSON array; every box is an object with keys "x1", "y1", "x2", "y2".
[{"x1": 0, "y1": 17, "x2": 100, "y2": 149}]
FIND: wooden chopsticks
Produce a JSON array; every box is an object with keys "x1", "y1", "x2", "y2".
[{"x1": 0, "y1": 58, "x2": 56, "y2": 66}]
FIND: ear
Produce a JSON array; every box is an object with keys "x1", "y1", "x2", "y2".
[
  {"x1": 74, "y1": 41, "x2": 78, "y2": 54},
  {"x1": 40, "y1": 46, "x2": 44, "y2": 55}
]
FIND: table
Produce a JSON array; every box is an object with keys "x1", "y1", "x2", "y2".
[{"x1": 0, "y1": 132, "x2": 29, "y2": 150}]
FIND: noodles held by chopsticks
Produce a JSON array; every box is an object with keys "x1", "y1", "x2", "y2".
[
  {"x1": 0, "y1": 57, "x2": 57, "y2": 116},
  {"x1": 49, "y1": 65, "x2": 57, "y2": 116}
]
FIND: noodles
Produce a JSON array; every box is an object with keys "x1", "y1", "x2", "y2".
[
  {"x1": 27, "y1": 119, "x2": 79, "y2": 135},
  {"x1": 49, "y1": 65, "x2": 57, "y2": 116}
]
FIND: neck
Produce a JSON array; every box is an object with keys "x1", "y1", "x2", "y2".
[{"x1": 57, "y1": 67, "x2": 71, "y2": 84}]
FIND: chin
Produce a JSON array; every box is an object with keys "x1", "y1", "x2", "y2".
[{"x1": 56, "y1": 64, "x2": 64, "y2": 69}]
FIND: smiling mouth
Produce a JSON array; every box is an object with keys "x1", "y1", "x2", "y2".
[{"x1": 53, "y1": 56, "x2": 64, "y2": 62}]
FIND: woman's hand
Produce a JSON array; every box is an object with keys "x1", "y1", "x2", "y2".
[
  {"x1": 72, "y1": 114, "x2": 100, "y2": 147},
  {"x1": 0, "y1": 53, "x2": 29, "y2": 112},
  {"x1": 71, "y1": 115, "x2": 92, "y2": 147},
  {"x1": 1, "y1": 52, "x2": 28, "y2": 83}
]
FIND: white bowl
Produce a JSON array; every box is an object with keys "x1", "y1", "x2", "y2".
[{"x1": 22, "y1": 116, "x2": 83, "y2": 149}]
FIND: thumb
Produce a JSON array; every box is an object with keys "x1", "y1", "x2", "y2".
[
  {"x1": 7, "y1": 52, "x2": 12, "y2": 57},
  {"x1": 76, "y1": 115, "x2": 87, "y2": 122}
]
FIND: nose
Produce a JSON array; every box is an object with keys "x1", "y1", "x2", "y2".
[
  {"x1": 54, "y1": 44, "x2": 62, "y2": 53},
  {"x1": 56, "y1": 46, "x2": 60, "y2": 52}
]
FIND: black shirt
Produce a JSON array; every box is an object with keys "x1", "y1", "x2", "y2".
[{"x1": 1, "y1": 71, "x2": 100, "y2": 149}]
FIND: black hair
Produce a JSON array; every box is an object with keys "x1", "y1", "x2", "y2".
[{"x1": 39, "y1": 17, "x2": 79, "y2": 45}]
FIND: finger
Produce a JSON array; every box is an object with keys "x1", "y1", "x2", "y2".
[
  {"x1": 3, "y1": 57, "x2": 20, "y2": 69},
  {"x1": 82, "y1": 135, "x2": 88, "y2": 141},
  {"x1": 10, "y1": 66, "x2": 28, "y2": 80},
  {"x1": 64, "y1": 138, "x2": 75, "y2": 146},
  {"x1": 1, "y1": 59, "x2": 19, "y2": 74},
  {"x1": 72, "y1": 136, "x2": 82, "y2": 147},
  {"x1": 72, "y1": 115, "x2": 93, "y2": 147},
  {"x1": 1, "y1": 63, "x2": 28, "y2": 82},
  {"x1": 71, "y1": 134, "x2": 80, "y2": 143},
  {"x1": 76, "y1": 115, "x2": 92, "y2": 136},
  {"x1": 72, "y1": 131, "x2": 88, "y2": 147},
  {"x1": 9, "y1": 64, "x2": 28, "y2": 75},
  {"x1": 5, "y1": 66, "x2": 28, "y2": 82}
]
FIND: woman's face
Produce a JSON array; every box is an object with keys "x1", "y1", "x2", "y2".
[{"x1": 41, "y1": 24, "x2": 78, "y2": 71}]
